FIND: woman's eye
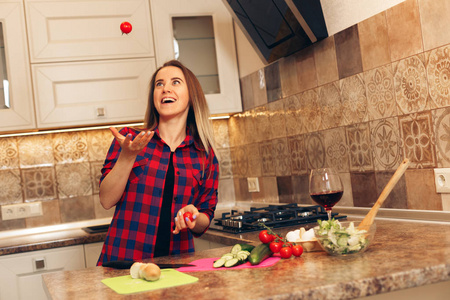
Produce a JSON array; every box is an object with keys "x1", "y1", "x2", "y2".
[
  {"x1": 173, "y1": 80, "x2": 180, "y2": 85},
  {"x1": 155, "y1": 82, "x2": 163, "y2": 87}
]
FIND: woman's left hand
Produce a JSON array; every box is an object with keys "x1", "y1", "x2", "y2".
[{"x1": 173, "y1": 204, "x2": 198, "y2": 234}]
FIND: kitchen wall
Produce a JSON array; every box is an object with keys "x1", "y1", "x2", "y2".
[
  {"x1": 0, "y1": 123, "x2": 235, "y2": 231},
  {"x1": 228, "y1": 0, "x2": 450, "y2": 213}
]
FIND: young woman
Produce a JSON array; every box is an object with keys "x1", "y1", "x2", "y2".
[{"x1": 97, "y1": 60, "x2": 219, "y2": 264}]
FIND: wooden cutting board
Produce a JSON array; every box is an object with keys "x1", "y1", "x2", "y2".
[{"x1": 101, "y1": 269, "x2": 198, "y2": 294}]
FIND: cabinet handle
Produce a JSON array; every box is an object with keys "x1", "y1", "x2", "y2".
[
  {"x1": 34, "y1": 258, "x2": 46, "y2": 270},
  {"x1": 96, "y1": 107, "x2": 105, "y2": 117}
]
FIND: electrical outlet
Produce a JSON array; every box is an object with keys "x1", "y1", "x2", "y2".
[
  {"x1": 247, "y1": 177, "x2": 260, "y2": 193},
  {"x1": 1, "y1": 202, "x2": 43, "y2": 220},
  {"x1": 434, "y1": 168, "x2": 450, "y2": 193}
]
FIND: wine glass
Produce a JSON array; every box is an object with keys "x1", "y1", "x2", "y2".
[{"x1": 309, "y1": 168, "x2": 343, "y2": 220}]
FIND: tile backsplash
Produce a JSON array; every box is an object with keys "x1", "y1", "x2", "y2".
[{"x1": 229, "y1": 0, "x2": 450, "y2": 213}]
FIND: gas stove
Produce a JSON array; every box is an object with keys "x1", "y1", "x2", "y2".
[{"x1": 211, "y1": 203, "x2": 346, "y2": 234}]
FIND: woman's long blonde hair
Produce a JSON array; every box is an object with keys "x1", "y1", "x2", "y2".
[{"x1": 143, "y1": 60, "x2": 218, "y2": 164}]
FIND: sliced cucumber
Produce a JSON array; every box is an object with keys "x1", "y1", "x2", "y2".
[
  {"x1": 213, "y1": 257, "x2": 227, "y2": 268},
  {"x1": 231, "y1": 243, "x2": 255, "y2": 254},
  {"x1": 224, "y1": 258, "x2": 240, "y2": 268},
  {"x1": 221, "y1": 253, "x2": 234, "y2": 259}
]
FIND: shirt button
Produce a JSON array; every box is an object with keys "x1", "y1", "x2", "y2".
[
  {"x1": 174, "y1": 197, "x2": 178, "y2": 201},
  {"x1": 176, "y1": 171, "x2": 180, "y2": 175}
]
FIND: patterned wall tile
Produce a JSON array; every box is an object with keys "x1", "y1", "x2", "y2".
[
  {"x1": 375, "y1": 171, "x2": 407, "y2": 209},
  {"x1": 243, "y1": 110, "x2": 257, "y2": 144},
  {"x1": 55, "y1": 162, "x2": 92, "y2": 198},
  {"x1": 233, "y1": 146, "x2": 248, "y2": 178},
  {"x1": 253, "y1": 106, "x2": 271, "y2": 143},
  {"x1": 432, "y1": 107, "x2": 450, "y2": 167},
  {"x1": 213, "y1": 119, "x2": 230, "y2": 149},
  {"x1": 386, "y1": 0, "x2": 423, "y2": 61},
  {"x1": 22, "y1": 167, "x2": 57, "y2": 201},
  {"x1": 394, "y1": 55, "x2": 429, "y2": 115},
  {"x1": 417, "y1": 0, "x2": 450, "y2": 51},
  {"x1": 18, "y1": 134, "x2": 54, "y2": 168},
  {"x1": 340, "y1": 74, "x2": 368, "y2": 126},
  {"x1": 358, "y1": 11, "x2": 391, "y2": 71},
  {"x1": 86, "y1": 129, "x2": 112, "y2": 162},
  {"x1": 318, "y1": 82, "x2": 342, "y2": 129},
  {"x1": 53, "y1": 131, "x2": 89, "y2": 164},
  {"x1": 0, "y1": 137, "x2": 19, "y2": 170},
  {"x1": 365, "y1": 64, "x2": 397, "y2": 120},
  {"x1": 323, "y1": 127, "x2": 349, "y2": 172},
  {"x1": 291, "y1": 174, "x2": 312, "y2": 205},
  {"x1": 305, "y1": 132, "x2": 326, "y2": 170},
  {"x1": 398, "y1": 112, "x2": 436, "y2": 168},
  {"x1": 294, "y1": 46, "x2": 318, "y2": 92},
  {"x1": 346, "y1": 123, "x2": 373, "y2": 172},
  {"x1": 277, "y1": 176, "x2": 294, "y2": 203},
  {"x1": 92, "y1": 194, "x2": 114, "y2": 219},
  {"x1": 240, "y1": 75, "x2": 254, "y2": 111},
  {"x1": 279, "y1": 55, "x2": 301, "y2": 98},
  {"x1": 350, "y1": 172, "x2": 377, "y2": 207},
  {"x1": 59, "y1": 195, "x2": 95, "y2": 223},
  {"x1": 288, "y1": 135, "x2": 307, "y2": 176},
  {"x1": 0, "y1": 169, "x2": 23, "y2": 205},
  {"x1": 314, "y1": 36, "x2": 339, "y2": 86},
  {"x1": 338, "y1": 172, "x2": 354, "y2": 207},
  {"x1": 405, "y1": 169, "x2": 443, "y2": 210},
  {"x1": 272, "y1": 138, "x2": 291, "y2": 176},
  {"x1": 228, "y1": 114, "x2": 246, "y2": 147},
  {"x1": 25, "y1": 199, "x2": 61, "y2": 228},
  {"x1": 251, "y1": 69, "x2": 268, "y2": 107},
  {"x1": 334, "y1": 25, "x2": 363, "y2": 79},
  {"x1": 283, "y1": 94, "x2": 304, "y2": 137},
  {"x1": 301, "y1": 89, "x2": 322, "y2": 133},
  {"x1": 264, "y1": 61, "x2": 282, "y2": 103},
  {"x1": 259, "y1": 140, "x2": 275, "y2": 176},
  {"x1": 426, "y1": 45, "x2": 450, "y2": 108},
  {"x1": 268, "y1": 100, "x2": 287, "y2": 139},
  {"x1": 370, "y1": 117, "x2": 404, "y2": 171},
  {"x1": 90, "y1": 161, "x2": 104, "y2": 194},
  {"x1": 246, "y1": 143, "x2": 262, "y2": 178}
]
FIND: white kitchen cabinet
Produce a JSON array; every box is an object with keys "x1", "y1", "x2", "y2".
[
  {"x1": 32, "y1": 58, "x2": 156, "y2": 128},
  {"x1": 83, "y1": 242, "x2": 103, "y2": 268},
  {"x1": 0, "y1": 245, "x2": 85, "y2": 300},
  {"x1": 150, "y1": 0, "x2": 242, "y2": 115},
  {"x1": 24, "y1": 0, "x2": 154, "y2": 63},
  {"x1": 0, "y1": 0, "x2": 35, "y2": 132}
]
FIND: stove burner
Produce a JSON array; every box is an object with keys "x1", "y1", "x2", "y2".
[{"x1": 212, "y1": 204, "x2": 346, "y2": 234}]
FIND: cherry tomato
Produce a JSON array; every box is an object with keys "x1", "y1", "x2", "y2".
[
  {"x1": 120, "y1": 22, "x2": 132, "y2": 34},
  {"x1": 259, "y1": 230, "x2": 275, "y2": 244},
  {"x1": 269, "y1": 241, "x2": 283, "y2": 253},
  {"x1": 280, "y1": 246, "x2": 292, "y2": 259},
  {"x1": 183, "y1": 212, "x2": 194, "y2": 222},
  {"x1": 292, "y1": 245, "x2": 304, "y2": 257}
]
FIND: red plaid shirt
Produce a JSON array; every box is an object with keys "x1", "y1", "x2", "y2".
[{"x1": 97, "y1": 126, "x2": 219, "y2": 265}]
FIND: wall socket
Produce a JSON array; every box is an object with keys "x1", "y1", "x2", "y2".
[
  {"x1": 434, "y1": 168, "x2": 450, "y2": 193},
  {"x1": 247, "y1": 177, "x2": 260, "y2": 193},
  {"x1": 1, "y1": 202, "x2": 43, "y2": 221}
]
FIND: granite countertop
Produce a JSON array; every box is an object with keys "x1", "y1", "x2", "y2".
[{"x1": 39, "y1": 218, "x2": 450, "y2": 300}]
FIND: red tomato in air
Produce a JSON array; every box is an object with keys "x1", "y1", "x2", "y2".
[
  {"x1": 183, "y1": 212, "x2": 194, "y2": 222},
  {"x1": 259, "y1": 230, "x2": 275, "y2": 244},
  {"x1": 280, "y1": 246, "x2": 293, "y2": 259},
  {"x1": 269, "y1": 241, "x2": 283, "y2": 253},
  {"x1": 292, "y1": 245, "x2": 304, "y2": 257},
  {"x1": 120, "y1": 22, "x2": 132, "y2": 34}
]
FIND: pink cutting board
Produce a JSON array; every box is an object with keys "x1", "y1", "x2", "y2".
[{"x1": 177, "y1": 256, "x2": 280, "y2": 272}]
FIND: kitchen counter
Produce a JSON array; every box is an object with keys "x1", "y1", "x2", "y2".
[{"x1": 41, "y1": 218, "x2": 450, "y2": 299}]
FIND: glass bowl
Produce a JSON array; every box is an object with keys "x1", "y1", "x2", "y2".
[{"x1": 313, "y1": 221, "x2": 376, "y2": 256}]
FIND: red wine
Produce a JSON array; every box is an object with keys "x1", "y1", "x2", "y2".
[{"x1": 310, "y1": 190, "x2": 343, "y2": 209}]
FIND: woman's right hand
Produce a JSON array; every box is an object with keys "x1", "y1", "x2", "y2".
[{"x1": 109, "y1": 127, "x2": 154, "y2": 156}]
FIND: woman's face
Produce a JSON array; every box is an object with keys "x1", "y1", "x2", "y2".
[{"x1": 153, "y1": 66, "x2": 190, "y2": 122}]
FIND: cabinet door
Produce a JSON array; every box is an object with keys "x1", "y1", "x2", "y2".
[
  {"x1": 0, "y1": 0, "x2": 35, "y2": 132},
  {"x1": 25, "y1": 0, "x2": 154, "y2": 63},
  {"x1": 151, "y1": 0, "x2": 242, "y2": 115},
  {"x1": 0, "y1": 245, "x2": 85, "y2": 300},
  {"x1": 32, "y1": 58, "x2": 156, "y2": 128},
  {"x1": 84, "y1": 242, "x2": 104, "y2": 268}
]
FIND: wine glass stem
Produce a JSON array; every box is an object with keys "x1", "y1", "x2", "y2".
[{"x1": 326, "y1": 209, "x2": 332, "y2": 220}]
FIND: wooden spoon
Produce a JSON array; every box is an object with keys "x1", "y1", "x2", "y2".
[{"x1": 358, "y1": 158, "x2": 410, "y2": 228}]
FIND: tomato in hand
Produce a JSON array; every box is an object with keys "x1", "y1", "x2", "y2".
[
  {"x1": 269, "y1": 241, "x2": 283, "y2": 253},
  {"x1": 259, "y1": 230, "x2": 275, "y2": 244},
  {"x1": 292, "y1": 245, "x2": 304, "y2": 257},
  {"x1": 279, "y1": 246, "x2": 292, "y2": 259},
  {"x1": 183, "y1": 212, "x2": 194, "y2": 222}
]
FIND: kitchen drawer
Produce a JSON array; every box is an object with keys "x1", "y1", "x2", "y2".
[
  {"x1": 25, "y1": 0, "x2": 154, "y2": 63},
  {"x1": 32, "y1": 58, "x2": 156, "y2": 129}
]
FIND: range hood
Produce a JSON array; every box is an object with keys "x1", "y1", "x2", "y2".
[{"x1": 222, "y1": 0, "x2": 405, "y2": 64}]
